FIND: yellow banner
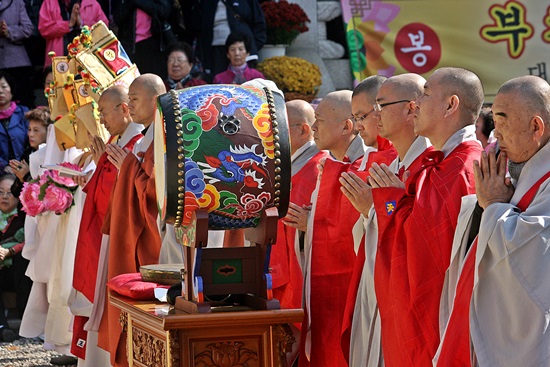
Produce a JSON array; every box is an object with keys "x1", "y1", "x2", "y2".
[{"x1": 342, "y1": 0, "x2": 550, "y2": 101}]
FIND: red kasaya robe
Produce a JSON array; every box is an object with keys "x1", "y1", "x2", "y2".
[
  {"x1": 73, "y1": 134, "x2": 142, "y2": 301},
  {"x1": 372, "y1": 141, "x2": 482, "y2": 367},
  {"x1": 300, "y1": 138, "x2": 396, "y2": 367},
  {"x1": 71, "y1": 134, "x2": 141, "y2": 359},
  {"x1": 271, "y1": 150, "x2": 330, "y2": 315},
  {"x1": 97, "y1": 143, "x2": 162, "y2": 367},
  {"x1": 340, "y1": 144, "x2": 433, "y2": 363}
]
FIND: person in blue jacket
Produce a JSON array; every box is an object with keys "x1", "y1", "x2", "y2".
[{"x1": 0, "y1": 71, "x2": 29, "y2": 174}]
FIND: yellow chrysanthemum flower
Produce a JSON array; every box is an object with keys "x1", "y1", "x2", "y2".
[{"x1": 258, "y1": 56, "x2": 322, "y2": 97}]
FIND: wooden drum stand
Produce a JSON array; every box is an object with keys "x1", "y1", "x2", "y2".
[{"x1": 113, "y1": 208, "x2": 303, "y2": 367}]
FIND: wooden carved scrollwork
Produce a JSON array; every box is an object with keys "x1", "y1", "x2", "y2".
[
  {"x1": 273, "y1": 324, "x2": 295, "y2": 367},
  {"x1": 169, "y1": 329, "x2": 180, "y2": 367},
  {"x1": 119, "y1": 311, "x2": 129, "y2": 363},
  {"x1": 118, "y1": 311, "x2": 128, "y2": 332},
  {"x1": 194, "y1": 341, "x2": 258, "y2": 367},
  {"x1": 132, "y1": 327, "x2": 167, "y2": 367}
]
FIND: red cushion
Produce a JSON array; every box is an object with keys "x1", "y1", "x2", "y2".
[{"x1": 107, "y1": 273, "x2": 170, "y2": 300}]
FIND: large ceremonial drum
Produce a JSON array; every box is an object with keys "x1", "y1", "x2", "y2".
[{"x1": 155, "y1": 83, "x2": 291, "y2": 234}]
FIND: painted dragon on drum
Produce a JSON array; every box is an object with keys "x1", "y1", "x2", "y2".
[{"x1": 201, "y1": 144, "x2": 269, "y2": 189}]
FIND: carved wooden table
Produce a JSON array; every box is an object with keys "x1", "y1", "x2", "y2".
[{"x1": 110, "y1": 294, "x2": 303, "y2": 367}]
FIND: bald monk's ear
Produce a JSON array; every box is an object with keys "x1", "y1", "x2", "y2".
[
  {"x1": 531, "y1": 115, "x2": 546, "y2": 140},
  {"x1": 342, "y1": 117, "x2": 354, "y2": 134},
  {"x1": 120, "y1": 102, "x2": 130, "y2": 116},
  {"x1": 406, "y1": 100, "x2": 416, "y2": 115},
  {"x1": 444, "y1": 95, "x2": 460, "y2": 117},
  {"x1": 301, "y1": 123, "x2": 311, "y2": 136}
]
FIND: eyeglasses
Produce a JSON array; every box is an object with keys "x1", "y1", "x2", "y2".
[
  {"x1": 373, "y1": 100, "x2": 411, "y2": 112},
  {"x1": 352, "y1": 109, "x2": 375, "y2": 123},
  {"x1": 0, "y1": 190, "x2": 13, "y2": 197},
  {"x1": 168, "y1": 57, "x2": 189, "y2": 64},
  {"x1": 98, "y1": 103, "x2": 122, "y2": 119}
]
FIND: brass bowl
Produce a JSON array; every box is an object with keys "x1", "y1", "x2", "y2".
[{"x1": 140, "y1": 264, "x2": 185, "y2": 285}]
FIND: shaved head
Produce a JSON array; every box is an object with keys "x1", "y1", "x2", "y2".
[
  {"x1": 497, "y1": 75, "x2": 550, "y2": 125},
  {"x1": 131, "y1": 73, "x2": 166, "y2": 97},
  {"x1": 352, "y1": 76, "x2": 386, "y2": 147},
  {"x1": 312, "y1": 90, "x2": 355, "y2": 160},
  {"x1": 286, "y1": 99, "x2": 315, "y2": 126},
  {"x1": 492, "y1": 75, "x2": 550, "y2": 163},
  {"x1": 128, "y1": 74, "x2": 166, "y2": 127},
  {"x1": 414, "y1": 67, "x2": 484, "y2": 149},
  {"x1": 321, "y1": 90, "x2": 353, "y2": 122},
  {"x1": 431, "y1": 67, "x2": 484, "y2": 123},
  {"x1": 353, "y1": 75, "x2": 387, "y2": 102},
  {"x1": 99, "y1": 85, "x2": 129, "y2": 105},
  {"x1": 286, "y1": 99, "x2": 315, "y2": 155},
  {"x1": 98, "y1": 85, "x2": 131, "y2": 136},
  {"x1": 383, "y1": 73, "x2": 425, "y2": 101},
  {"x1": 375, "y1": 73, "x2": 426, "y2": 146}
]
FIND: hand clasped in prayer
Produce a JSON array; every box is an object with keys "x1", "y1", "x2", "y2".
[{"x1": 473, "y1": 149, "x2": 514, "y2": 209}]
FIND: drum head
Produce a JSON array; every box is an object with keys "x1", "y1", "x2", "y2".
[{"x1": 154, "y1": 102, "x2": 168, "y2": 220}]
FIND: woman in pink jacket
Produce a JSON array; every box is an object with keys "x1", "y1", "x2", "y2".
[
  {"x1": 38, "y1": 0, "x2": 108, "y2": 67},
  {"x1": 213, "y1": 32, "x2": 264, "y2": 85}
]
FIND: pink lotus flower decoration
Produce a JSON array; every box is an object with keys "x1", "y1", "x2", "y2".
[
  {"x1": 20, "y1": 182, "x2": 45, "y2": 217},
  {"x1": 20, "y1": 162, "x2": 80, "y2": 216},
  {"x1": 43, "y1": 185, "x2": 74, "y2": 214}
]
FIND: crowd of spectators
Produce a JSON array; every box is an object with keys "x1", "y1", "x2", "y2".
[
  {"x1": 0, "y1": 0, "x2": 267, "y2": 362},
  {"x1": 0, "y1": 0, "x2": 267, "y2": 112}
]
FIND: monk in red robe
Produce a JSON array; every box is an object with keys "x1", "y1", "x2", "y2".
[
  {"x1": 339, "y1": 73, "x2": 432, "y2": 367},
  {"x1": 370, "y1": 67, "x2": 484, "y2": 366},
  {"x1": 71, "y1": 86, "x2": 144, "y2": 363},
  {"x1": 269, "y1": 100, "x2": 330, "y2": 365},
  {"x1": 286, "y1": 79, "x2": 396, "y2": 367},
  {"x1": 98, "y1": 74, "x2": 166, "y2": 367},
  {"x1": 271, "y1": 100, "x2": 328, "y2": 310}
]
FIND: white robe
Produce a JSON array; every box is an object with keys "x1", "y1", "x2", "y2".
[
  {"x1": 433, "y1": 194, "x2": 477, "y2": 365},
  {"x1": 471, "y1": 141, "x2": 550, "y2": 366},
  {"x1": 20, "y1": 125, "x2": 92, "y2": 354}
]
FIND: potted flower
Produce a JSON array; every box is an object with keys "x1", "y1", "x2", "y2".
[
  {"x1": 257, "y1": 56, "x2": 322, "y2": 102},
  {"x1": 259, "y1": 0, "x2": 310, "y2": 59}
]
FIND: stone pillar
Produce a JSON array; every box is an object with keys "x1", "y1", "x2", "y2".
[
  {"x1": 286, "y1": 0, "x2": 335, "y2": 97},
  {"x1": 290, "y1": 0, "x2": 317, "y2": 50},
  {"x1": 286, "y1": 0, "x2": 353, "y2": 97},
  {"x1": 317, "y1": 0, "x2": 345, "y2": 60}
]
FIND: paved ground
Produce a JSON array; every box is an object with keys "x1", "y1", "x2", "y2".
[
  {"x1": 0, "y1": 317, "x2": 75, "y2": 367},
  {"x1": 0, "y1": 338, "x2": 65, "y2": 367}
]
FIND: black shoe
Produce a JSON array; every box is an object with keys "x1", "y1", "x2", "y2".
[
  {"x1": 0, "y1": 327, "x2": 18, "y2": 342},
  {"x1": 50, "y1": 354, "x2": 78, "y2": 366}
]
